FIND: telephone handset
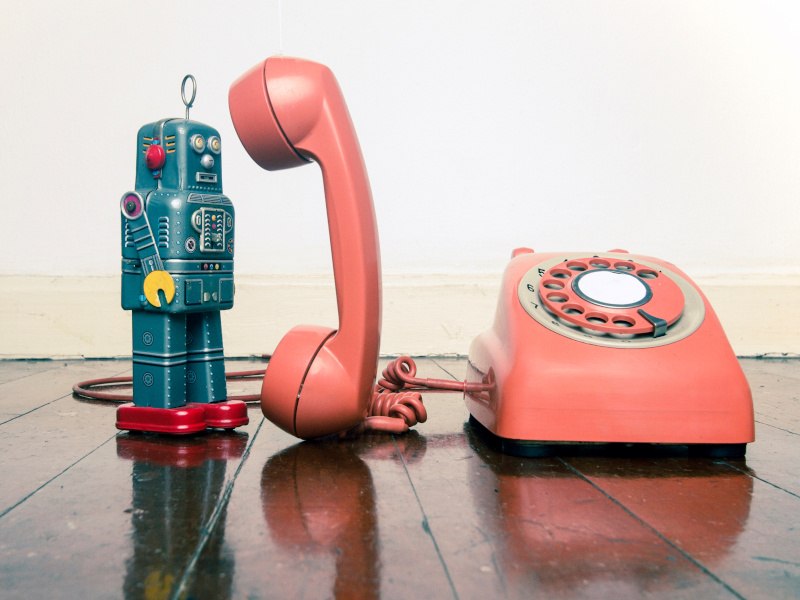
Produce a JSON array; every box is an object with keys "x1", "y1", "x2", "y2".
[
  {"x1": 229, "y1": 56, "x2": 381, "y2": 439},
  {"x1": 465, "y1": 248, "x2": 755, "y2": 457}
]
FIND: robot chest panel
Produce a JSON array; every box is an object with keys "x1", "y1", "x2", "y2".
[
  {"x1": 189, "y1": 205, "x2": 234, "y2": 254},
  {"x1": 147, "y1": 192, "x2": 234, "y2": 258}
]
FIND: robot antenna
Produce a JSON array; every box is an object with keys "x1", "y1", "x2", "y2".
[{"x1": 181, "y1": 74, "x2": 197, "y2": 120}]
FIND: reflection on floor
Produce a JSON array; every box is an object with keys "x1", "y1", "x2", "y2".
[{"x1": 0, "y1": 358, "x2": 798, "y2": 599}]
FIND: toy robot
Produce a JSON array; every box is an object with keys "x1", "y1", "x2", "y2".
[{"x1": 116, "y1": 75, "x2": 248, "y2": 434}]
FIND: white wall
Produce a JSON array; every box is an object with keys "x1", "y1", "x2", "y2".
[
  {"x1": 1, "y1": 2, "x2": 799, "y2": 358},
  {"x1": 2, "y1": 0, "x2": 799, "y2": 279}
]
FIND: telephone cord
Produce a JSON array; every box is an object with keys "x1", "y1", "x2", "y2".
[
  {"x1": 363, "y1": 356, "x2": 493, "y2": 433},
  {"x1": 72, "y1": 369, "x2": 265, "y2": 404},
  {"x1": 72, "y1": 356, "x2": 492, "y2": 435}
]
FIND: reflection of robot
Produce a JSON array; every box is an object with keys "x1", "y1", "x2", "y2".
[
  {"x1": 116, "y1": 76, "x2": 248, "y2": 434},
  {"x1": 117, "y1": 433, "x2": 247, "y2": 598}
]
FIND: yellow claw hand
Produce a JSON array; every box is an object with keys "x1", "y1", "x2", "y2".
[{"x1": 143, "y1": 270, "x2": 176, "y2": 307}]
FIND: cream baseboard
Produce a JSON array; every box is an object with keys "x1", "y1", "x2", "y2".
[{"x1": 1, "y1": 274, "x2": 798, "y2": 359}]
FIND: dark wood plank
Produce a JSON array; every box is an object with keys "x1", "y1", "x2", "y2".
[
  {"x1": 398, "y1": 379, "x2": 735, "y2": 599},
  {"x1": 738, "y1": 357, "x2": 800, "y2": 497},
  {"x1": 0, "y1": 357, "x2": 797, "y2": 599},
  {"x1": 741, "y1": 358, "x2": 800, "y2": 383},
  {"x1": 0, "y1": 415, "x2": 262, "y2": 599},
  {"x1": 431, "y1": 356, "x2": 469, "y2": 382},
  {"x1": 186, "y1": 360, "x2": 454, "y2": 599},
  {"x1": 734, "y1": 422, "x2": 800, "y2": 498},
  {"x1": 742, "y1": 359, "x2": 800, "y2": 434},
  {"x1": 0, "y1": 360, "x2": 129, "y2": 421},
  {"x1": 0, "y1": 433, "x2": 131, "y2": 599},
  {"x1": 0, "y1": 360, "x2": 63, "y2": 385},
  {"x1": 567, "y1": 454, "x2": 800, "y2": 599},
  {"x1": 0, "y1": 359, "x2": 259, "y2": 517},
  {"x1": 0, "y1": 395, "x2": 121, "y2": 515}
]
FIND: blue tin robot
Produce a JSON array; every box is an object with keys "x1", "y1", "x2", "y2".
[{"x1": 117, "y1": 76, "x2": 248, "y2": 434}]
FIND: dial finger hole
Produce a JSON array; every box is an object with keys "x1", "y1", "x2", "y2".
[
  {"x1": 566, "y1": 261, "x2": 588, "y2": 272},
  {"x1": 585, "y1": 312, "x2": 609, "y2": 325},
  {"x1": 562, "y1": 304, "x2": 584, "y2": 315},
  {"x1": 551, "y1": 268, "x2": 571, "y2": 279},
  {"x1": 614, "y1": 262, "x2": 635, "y2": 271},
  {"x1": 542, "y1": 279, "x2": 565, "y2": 290},
  {"x1": 637, "y1": 269, "x2": 658, "y2": 279},
  {"x1": 547, "y1": 293, "x2": 568, "y2": 303},
  {"x1": 612, "y1": 317, "x2": 635, "y2": 328},
  {"x1": 589, "y1": 259, "x2": 610, "y2": 268}
]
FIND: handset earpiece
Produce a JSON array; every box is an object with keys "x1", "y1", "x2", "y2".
[{"x1": 229, "y1": 57, "x2": 381, "y2": 439}]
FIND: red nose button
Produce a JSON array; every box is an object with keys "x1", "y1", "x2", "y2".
[{"x1": 145, "y1": 144, "x2": 166, "y2": 170}]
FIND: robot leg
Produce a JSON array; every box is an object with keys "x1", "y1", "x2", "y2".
[
  {"x1": 186, "y1": 311, "x2": 227, "y2": 403},
  {"x1": 116, "y1": 311, "x2": 206, "y2": 434},
  {"x1": 132, "y1": 310, "x2": 188, "y2": 409},
  {"x1": 186, "y1": 311, "x2": 249, "y2": 429}
]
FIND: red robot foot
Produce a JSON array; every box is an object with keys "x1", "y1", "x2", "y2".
[
  {"x1": 189, "y1": 400, "x2": 250, "y2": 430},
  {"x1": 116, "y1": 404, "x2": 207, "y2": 435}
]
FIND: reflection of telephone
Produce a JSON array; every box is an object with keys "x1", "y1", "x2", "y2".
[
  {"x1": 464, "y1": 424, "x2": 753, "y2": 593},
  {"x1": 261, "y1": 442, "x2": 379, "y2": 599},
  {"x1": 465, "y1": 248, "x2": 754, "y2": 457},
  {"x1": 229, "y1": 57, "x2": 381, "y2": 439}
]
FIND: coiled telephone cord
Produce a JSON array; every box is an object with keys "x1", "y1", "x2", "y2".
[
  {"x1": 72, "y1": 356, "x2": 492, "y2": 435},
  {"x1": 364, "y1": 356, "x2": 492, "y2": 433}
]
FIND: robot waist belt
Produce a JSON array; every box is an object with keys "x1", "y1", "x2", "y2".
[{"x1": 122, "y1": 259, "x2": 233, "y2": 275}]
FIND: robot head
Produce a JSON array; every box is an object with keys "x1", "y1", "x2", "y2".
[{"x1": 135, "y1": 119, "x2": 223, "y2": 193}]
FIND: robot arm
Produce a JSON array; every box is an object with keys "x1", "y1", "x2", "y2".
[{"x1": 121, "y1": 192, "x2": 175, "y2": 308}]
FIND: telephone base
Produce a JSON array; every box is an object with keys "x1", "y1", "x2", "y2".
[
  {"x1": 465, "y1": 250, "x2": 755, "y2": 455},
  {"x1": 468, "y1": 416, "x2": 747, "y2": 458}
]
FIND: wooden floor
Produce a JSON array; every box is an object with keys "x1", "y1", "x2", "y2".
[{"x1": 0, "y1": 358, "x2": 798, "y2": 599}]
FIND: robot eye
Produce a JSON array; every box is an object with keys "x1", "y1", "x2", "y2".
[
  {"x1": 208, "y1": 136, "x2": 221, "y2": 154},
  {"x1": 190, "y1": 134, "x2": 206, "y2": 153}
]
